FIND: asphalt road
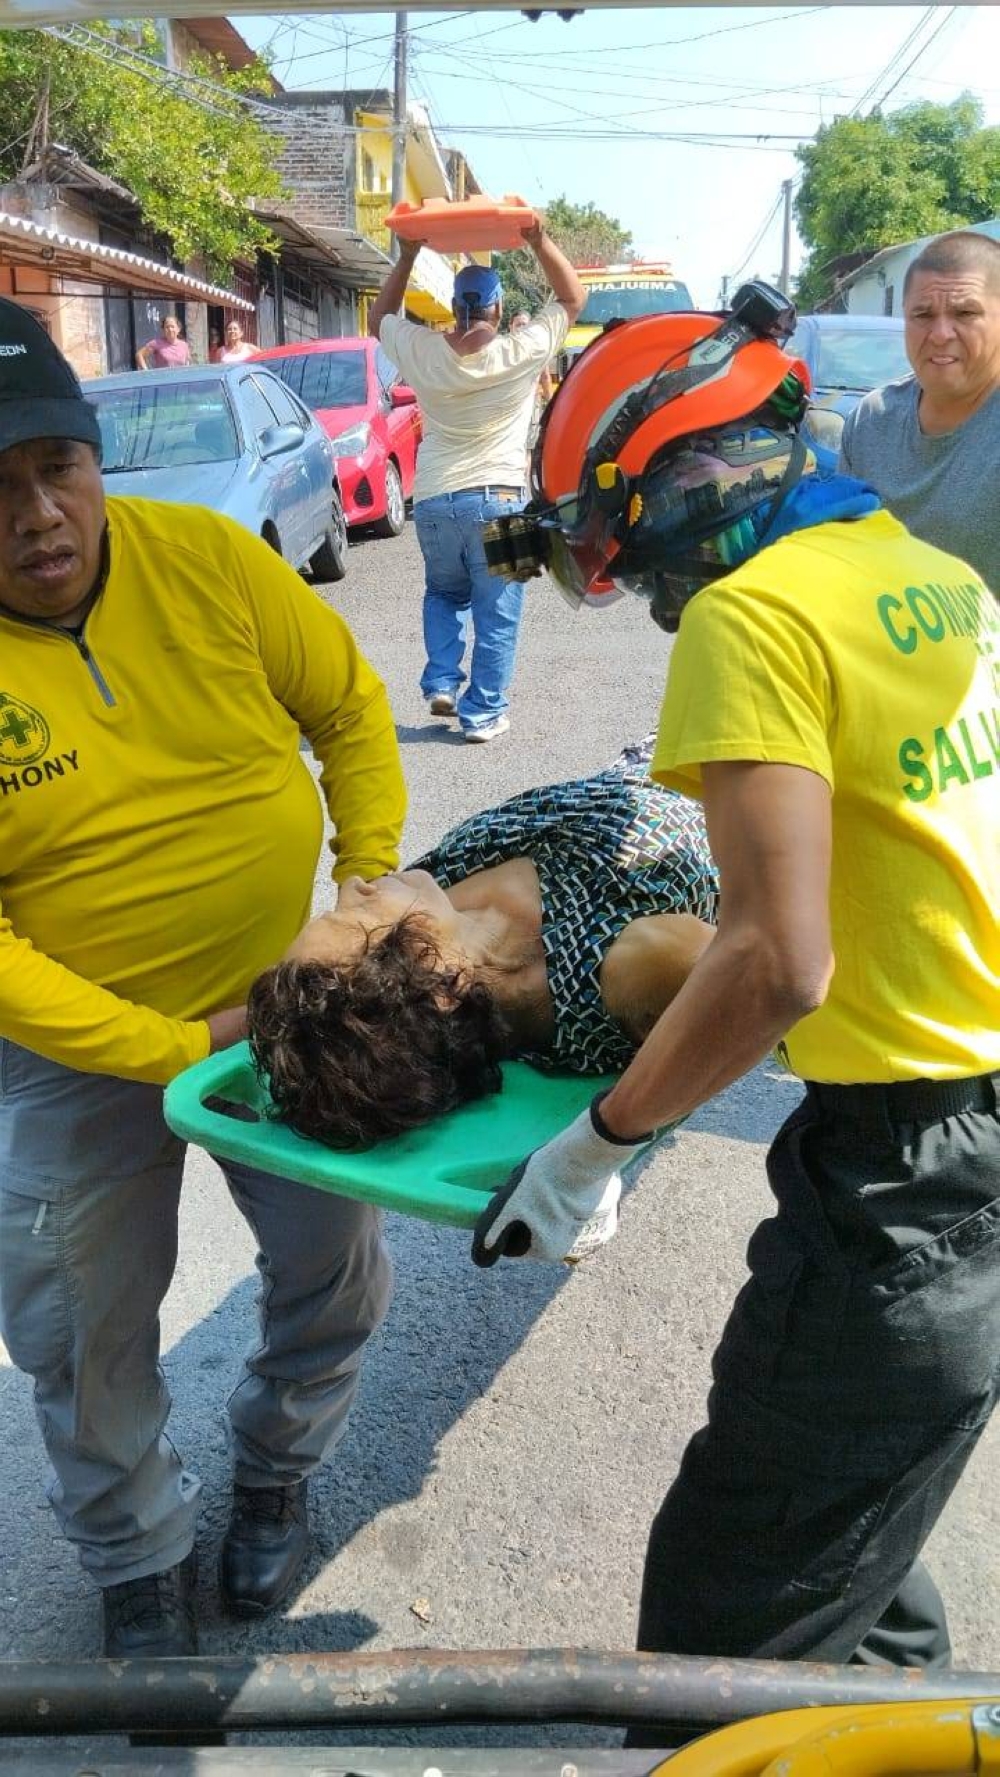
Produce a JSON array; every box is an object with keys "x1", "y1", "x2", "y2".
[{"x1": 1, "y1": 521, "x2": 997, "y2": 1749}]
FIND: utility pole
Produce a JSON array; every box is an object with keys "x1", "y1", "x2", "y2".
[
  {"x1": 778, "y1": 178, "x2": 793, "y2": 296},
  {"x1": 390, "y1": 11, "x2": 408, "y2": 263},
  {"x1": 718, "y1": 273, "x2": 730, "y2": 310}
]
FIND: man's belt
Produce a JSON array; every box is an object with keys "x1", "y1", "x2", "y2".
[{"x1": 805, "y1": 1072, "x2": 998, "y2": 1127}]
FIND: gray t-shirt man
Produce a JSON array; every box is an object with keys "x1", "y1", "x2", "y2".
[{"x1": 839, "y1": 375, "x2": 1000, "y2": 592}]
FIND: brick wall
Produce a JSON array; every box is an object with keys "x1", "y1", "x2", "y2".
[{"x1": 259, "y1": 96, "x2": 356, "y2": 231}]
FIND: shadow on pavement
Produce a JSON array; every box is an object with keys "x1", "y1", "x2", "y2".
[
  {"x1": 0, "y1": 1066, "x2": 792, "y2": 1662},
  {"x1": 394, "y1": 722, "x2": 465, "y2": 745},
  {"x1": 151, "y1": 1212, "x2": 575, "y2": 1657}
]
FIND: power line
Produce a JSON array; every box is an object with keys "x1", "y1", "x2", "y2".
[
  {"x1": 727, "y1": 189, "x2": 785, "y2": 285},
  {"x1": 415, "y1": 37, "x2": 657, "y2": 138},
  {"x1": 431, "y1": 123, "x2": 810, "y2": 145},
  {"x1": 348, "y1": 47, "x2": 399, "y2": 122},
  {"x1": 0, "y1": 124, "x2": 38, "y2": 163},
  {"x1": 875, "y1": 6, "x2": 959, "y2": 110},
  {"x1": 417, "y1": 43, "x2": 862, "y2": 106},
  {"x1": 33, "y1": 21, "x2": 815, "y2": 161},
  {"x1": 414, "y1": 26, "x2": 840, "y2": 144},
  {"x1": 325, "y1": 10, "x2": 478, "y2": 54},
  {"x1": 274, "y1": 5, "x2": 828, "y2": 85},
  {"x1": 460, "y1": 5, "x2": 831, "y2": 60},
  {"x1": 416, "y1": 49, "x2": 860, "y2": 126},
  {"x1": 40, "y1": 22, "x2": 407, "y2": 137},
  {"x1": 849, "y1": 7, "x2": 936, "y2": 117},
  {"x1": 271, "y1": 10, "x2": 482, "y2": 77},
  {"x1": 469, "y1": 15, "x2": 544, "y2": 201}
]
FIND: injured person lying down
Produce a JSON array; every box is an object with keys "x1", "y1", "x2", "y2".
[{"x1": 247, "y1": 741, "x2": 718, "y2": 1149}]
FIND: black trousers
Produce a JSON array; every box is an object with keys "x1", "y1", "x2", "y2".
[{"x1": 632, "y1": 1072, "x2": 1000, "y2": 1708}]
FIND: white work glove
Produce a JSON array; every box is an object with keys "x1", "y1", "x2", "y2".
[{"x1": 471, "y1": 1093, "x2": 654, "y2": 1268}]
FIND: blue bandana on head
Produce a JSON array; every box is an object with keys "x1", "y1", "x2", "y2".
[
  {"x1": 756, "y1": 473, "x2": 882, "y2": 549},
  {"x1": 454, "y1": 265, "x2": 502, "y2": 324}
]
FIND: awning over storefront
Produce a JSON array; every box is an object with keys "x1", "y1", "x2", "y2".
[
  {"x1": 313, "y1": 224, "x2": 455, "y2": 324},
  {"x1": 248, "y1": 204, "x2": 454, "y2": 323},
  {"x1": 249, "y1": 205, "x2": 391, "y2": 292},
  {"x1": 0, "y1": 210, "x2": 253, "y2": 307}
]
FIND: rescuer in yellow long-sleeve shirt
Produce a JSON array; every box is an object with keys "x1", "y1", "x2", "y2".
[{"x1": 0, "y1": 299, "x2": 406, "y2": 1657}]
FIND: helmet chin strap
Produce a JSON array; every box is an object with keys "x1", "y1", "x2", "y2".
[{"x1": 751, "y1": 433, "x2": 810, "y2": 548}]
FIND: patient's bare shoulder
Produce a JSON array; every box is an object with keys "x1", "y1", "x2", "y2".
[{"x1": 600, "y1": 913, "x2": 715, "y2": 1044}]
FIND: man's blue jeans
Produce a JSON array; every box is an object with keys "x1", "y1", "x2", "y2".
[{"x1": 413, "y1": 488, "x2": 526, "y2": 732}]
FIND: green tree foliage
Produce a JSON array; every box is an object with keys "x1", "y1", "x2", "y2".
[
  {"x1": 495, "y1": 193, "x2": 632, "y2": 313},
  {"x1": 0, "y1": 26, "x2": 284, "y2": 277},
  {"x1": 794, "y1": 95, "x2": 1000, "y2": 308}
]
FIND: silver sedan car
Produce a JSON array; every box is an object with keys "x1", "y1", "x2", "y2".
[{"x1": 83, "y1": 364, "x2": 348, "y2": 581}]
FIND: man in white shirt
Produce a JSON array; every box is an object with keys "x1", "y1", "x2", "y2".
[{"x1": 369, "y1": 224, "x2": 583, "y2": 742}]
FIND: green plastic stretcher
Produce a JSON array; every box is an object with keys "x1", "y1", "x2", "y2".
[{"x1": 163, "y1": 1041, "x2": 617, "y2": 1230}]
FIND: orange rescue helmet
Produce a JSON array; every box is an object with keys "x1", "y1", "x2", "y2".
[
  {"x1": 526, "y1": 284, "x2": 813, "y2": 628},
  {"x1": 537, "y1": 314, "x2": 809, "y2": 506}
]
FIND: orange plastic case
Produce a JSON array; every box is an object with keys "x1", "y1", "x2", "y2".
[{"x1": 386, "y1": 194, "x2": 538, "y2": 253}]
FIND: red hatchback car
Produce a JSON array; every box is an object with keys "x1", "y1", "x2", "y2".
[{"x1": 254, "y1": 336, "x2": 421, "y2": 536}]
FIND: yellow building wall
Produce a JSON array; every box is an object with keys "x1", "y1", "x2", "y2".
[
  {"x1": 354, "y1": 111, "x2": 460, "y2": 328},
  {"x1": 355, "y1": 111, "x2": 423, "y2": 257}
]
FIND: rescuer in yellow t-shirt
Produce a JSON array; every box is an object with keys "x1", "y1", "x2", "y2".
[
  {"x1": 471, "y1": 287, "x2": 1000, "y2": 1695},
  {"x1": 0, "y1": 299, "x2": 406, "y2": 1658}
]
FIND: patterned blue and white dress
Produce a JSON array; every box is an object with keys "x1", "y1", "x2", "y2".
[{"x1": 412, "y1": 740, "x2": 719, "y2": 1075}]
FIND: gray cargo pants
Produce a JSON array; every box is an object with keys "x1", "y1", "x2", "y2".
[{"x1": 0, "y1": 1042, "x2": 393, "y2": 1587}]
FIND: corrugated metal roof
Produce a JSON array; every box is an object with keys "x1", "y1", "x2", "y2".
[
  {"x1": 0, "y1": 210, "x2": 253, "y2": 307},
  {"x1": 19, "y1": 143, "x2": 137, "y2": 204},
  {"x1": 247, "y1": 204, "x2": 391, "y2": 291}
]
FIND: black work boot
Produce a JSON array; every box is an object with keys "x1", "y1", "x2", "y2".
[
  {"x1": 219, "y1": 1480, "x2": 310, "y2": 1618},
  {"x1": 102, "y1": 1551, "x2": 198, "y2": 1658}
]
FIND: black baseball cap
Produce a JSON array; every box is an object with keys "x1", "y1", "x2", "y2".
[{"x1": 0, "y1": 296, "x2": 102, "y2": 458}]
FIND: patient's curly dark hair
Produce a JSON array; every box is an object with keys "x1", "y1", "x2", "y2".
[{"x1": 247, "y1": 913, "x2": 510, "y2": 1150}]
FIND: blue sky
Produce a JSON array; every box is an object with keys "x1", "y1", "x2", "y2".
[{"x1": 236, "y1": 6, "x2": 1000, "y2": 304}]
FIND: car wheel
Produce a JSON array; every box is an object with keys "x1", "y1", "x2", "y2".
[
  {"x1": 262, "y1": 524, "x2": 282, "y2": 556},
  {"x1": 372, "y1": 461, "x2": 405, "y2": 538},
  {"x1": 310, "y1": 488, "x2": 348, "y2": 582}
]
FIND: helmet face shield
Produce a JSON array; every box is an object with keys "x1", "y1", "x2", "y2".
[
  {"x1": 537, "y1": 424, "x2": 800, "y2": 614},
  {"x1": 545, "y1": 521, "x2": 626, "y2": 612},
  {"x1": 480, "y1": 503, "x2": 626, "y2": 611},
  {"x1": 609, "y1": 423, "x2": 811, "y2": 623},
  {"x1": 628, "y1": 425, "x2": 797, "y2": 558}
]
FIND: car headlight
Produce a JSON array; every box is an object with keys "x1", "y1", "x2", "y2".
[
  {"x1": 328, "y1": 422, "x2": 371, "y2": 457},
  {"x1": 804, "y1": 405, "x2": 846, "y2": 453}
]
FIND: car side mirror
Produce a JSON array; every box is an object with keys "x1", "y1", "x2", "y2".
[
  {"x1": 259, "y1": 422, "x2": 305, "y2": 458},
  {"x1": 390, "y1": 384, "x2": 417, "y2": 408}
]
